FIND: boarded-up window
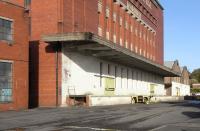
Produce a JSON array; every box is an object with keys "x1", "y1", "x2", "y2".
[
  {"x1": 150, "y1": 84, "x2": 155, "y2": 95},
  {"x1": 0, "y1": 62, "x2": 12, "y2": 102},
  {"x1": 103, "y1": 77, "x2": 115, "y2": 96}
]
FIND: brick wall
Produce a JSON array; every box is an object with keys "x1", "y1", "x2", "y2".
[
  {"x1": 181, "y1": 68, "x2": 190, "y2": 85},
  {"x1": 7, "y1": 0, "x2": 24, "y2": 7},
  {"x1": 0, "y1": 1, "x2": 29, "y2": 111},
  {"x1": 29, "y1": 42, "x2": 62, "y2": 107},
  {"x1": 29, "y1": 0, "x2": 63, "y2": 107},
  {"x1": 29, "y1": 0, "x2": 98, "y2": 107},
  {"x1": 62, "y1": 0, "x2": 98, "y2": 33}
]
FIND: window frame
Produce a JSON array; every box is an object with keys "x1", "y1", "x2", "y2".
[
  {"x1": 0, "y1": 16, "x2": 14, "y2": 43},
  {"x1": 0, "y1": 60, "x2": 13, "y2": 103}
]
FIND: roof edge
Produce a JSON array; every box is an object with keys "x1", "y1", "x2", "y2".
[
  {"x1": 152, "y1": 0, "x2": 164, "y2": 10},
  {"x1": 42, "y1": 32, "x2": 180, "y2": 77}
]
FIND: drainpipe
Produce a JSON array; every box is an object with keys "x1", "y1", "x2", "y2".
[{"x1": 55, "y1": 43, "x2": 59, "y2": 107}]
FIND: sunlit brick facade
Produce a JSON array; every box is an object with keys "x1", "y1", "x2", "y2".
[
  {"x1": 97, "y1": 0, "x2": 163, "y2": 64},
  {"x1": 30, "y1": 0, "x2": 163, "y2": 63},
  {"x1": 34, "y1": 0, "x2": 163, "y2": 64}
]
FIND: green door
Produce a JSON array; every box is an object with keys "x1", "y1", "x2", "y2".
[
  {"x1": 176, "y1": 87, "x2": 180, "y2": 96},
  {"x1": 103, "y1": 77, "x2": 115, "y2": 96}
]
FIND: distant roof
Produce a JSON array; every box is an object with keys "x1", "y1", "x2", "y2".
[
  {"x1": 180, "y1": 67, "x2": 184, "y2": 72},
  {"x1": 164, "y1": 61, "x2": 174, "y2": 69},
  {"x1": 181, "y1": 66, "x2": 190, "y2": 74}
]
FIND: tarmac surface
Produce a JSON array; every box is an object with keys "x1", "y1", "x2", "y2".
[{"x1": 0, "y1": 101, "x2": 200, "y2": 131}]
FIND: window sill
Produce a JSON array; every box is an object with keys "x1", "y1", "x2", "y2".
[
  {"x1": 0, "y1": 101, "x2": 13, "y2": 104},
  {"x1": 0, "y1": 40, "x2": 14, "y2": 46}
]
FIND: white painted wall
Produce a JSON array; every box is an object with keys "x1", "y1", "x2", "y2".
[
  {"x1": 151, "y1": 96, "x2": 184, "y2": 103},
  {"x1": 61, "y1": 46, "x2": 165, "y2": 105},
  {"x1": 170, "y1": 82, "x2": 190, "y2": 96},
  {"x1": 90, "y1": 96, "x2": 184, "y2": 106},
  {"x1": 90, "y1": 96, "x2": 132, "y2": 106}
]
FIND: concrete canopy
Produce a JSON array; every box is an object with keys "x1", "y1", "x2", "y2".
[{"x1": 42, "y1": 32, "x2": 180, "y2": 77}]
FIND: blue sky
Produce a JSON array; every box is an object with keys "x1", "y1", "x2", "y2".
[{"x1": 160, "y1": 0, "x2": 200, "y2": 72}]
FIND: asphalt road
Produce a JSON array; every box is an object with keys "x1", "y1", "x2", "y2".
[{"x1": 0, "y1": 101, "x2": 200, "y2": 131}]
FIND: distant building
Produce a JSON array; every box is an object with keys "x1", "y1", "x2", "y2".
[
  {"x1": 192, "y1": 83, "x2": 200, "y2": 89},
  {"x1": 164, "y1": 60, "x2": 190, "y2": 96},
  {"x1": 0, "y1": 1, "x2": 29, "y2": 111}
]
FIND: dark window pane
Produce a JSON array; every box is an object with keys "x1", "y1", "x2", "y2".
[
  {"x1": 0, "y1": 32, "x2": 3, "y2": 39},
  {"x1": 0, "y1": 62, "x2": 12, "y2": 76},
  {"x1": 0, "y1": 19, "x2": 3, "y2": 26},
  {"x1": 4, "y1": 20, "x2": 11, "y2": 28},
  {"x1": 0, "y1": 27, "x2": 3, "y2": 33},
  {"x1": 0, "y1": 18, "x2": 13, "y2": 41}
]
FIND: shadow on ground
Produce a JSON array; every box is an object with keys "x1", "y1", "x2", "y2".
[
  {"x1": 165, "y1": 101, "x2": 200, "y2": 119},
  {"x1": 182, "y1": 111, "x2": 200, "y2": 119}
]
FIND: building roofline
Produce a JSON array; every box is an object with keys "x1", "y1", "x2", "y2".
[
  {"x1": 152, "y1": 0, "x2": 164, "y2": 10},
  {"x1": 42, "y1": 32, "x2": 180, "y2": 77},
  {"x1": 0, "y1": 0, "x2": 25, "y2": 9}
]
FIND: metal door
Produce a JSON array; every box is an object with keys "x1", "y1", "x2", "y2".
[{"x1": 103, "y1": 77, "x2": 115, "y2": 96}]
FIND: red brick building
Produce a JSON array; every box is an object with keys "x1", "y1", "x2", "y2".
[
  {"x1": 0, "y1": 0, "x2": 179, "y2": 110},
  {"x1": 27, "y1": 0, "x2": 178, "y2": 107},
  {"x1": 0, "y1": 0, "x2": 29, "y2": 111}
]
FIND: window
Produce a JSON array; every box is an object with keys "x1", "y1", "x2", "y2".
[
  {"x1": 98, "y1": 0, "x2": 102, "y2": 13},
  {"x1": 139, "y1": 31, "x2": 142, "y2": 38},
  {"x1": 120, "y1": 38, "x2": 122, "y2": 46},
  {"x1": 0, "y1": 18, "x2": 13, "y2": 42},
  {"x1": 100, "y1": 62, "x2": 103, "y2": 87},
  {"x1": 113, "y1": 12, "x2": 117, "y2": 22},
  {"x1": 125, "y1": 21, "x2": 128, "y2": 29},
  {"x1": 125, "y1": 41, "x2": 128, "y2": 48},
  {"x1": 135, "y1": 28, "x2": 138, "y2": 36},
  {"x1": 136, "y1": 71, "x2": 138, "y2": 80},
  {"x1": 24, "y1": 0, "x2": 31, "y2": 8},
  {"x1": 130, "y1": 26, "x2": 133, "y2": 32},
  {"x1": 106, "y1": 31, "x2": 109, "y2": 40},
  {"x1": 121, "y1": 68, "x2": 123, "y2": 88},
  {"x1": 108, "y1": 64, "x2": 111, "y2": 75},
  {"x1": 120, "y1": 17, "x2": 123, "y2": 26},
  {"x1": 98, "y1": 26, "x2": 102, "y2": 36},
  {"x1": 0, "y1": 62, "x2": 12, "y2": 103},
  {"x1": 130, "y1": 43, "x2": 133, "y2": 51},
  {"x1": 106, "y1": 6, "x2": 110, "y2": 18},
  {"x1": 113, "y1": 34, "x2": 116, "y2": 43}
]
